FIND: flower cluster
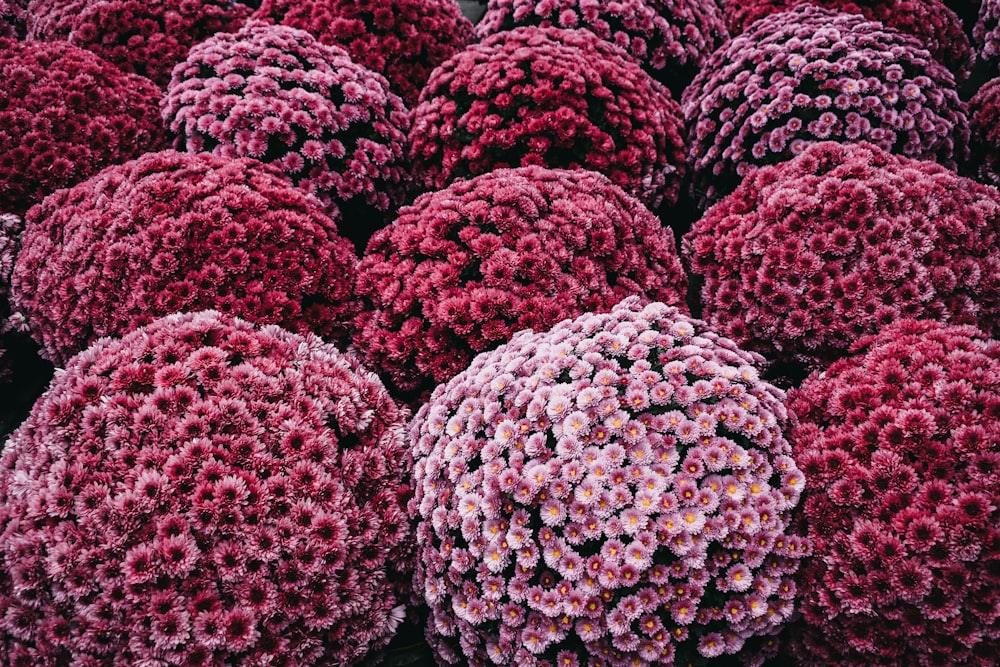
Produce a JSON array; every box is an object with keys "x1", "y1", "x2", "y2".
[
  {"x1": 975, "y1": 0, "x2": 1000, "y2": 74},
  {"x1": 785, "y1": 318, "x2": 1000, "y2": 666},
  {"x1": 0, "y1": 310, "x2": 413, "y2": 665},
  {"x1": 12, "y1": 150, "x2": 360, "y2": 367},
  {"x1": 969, "y1": 76, "x2": 1000, "y2": 186},
  {"x1": 681, "y1": 5, "x2": 970, "y2": 207},
  {"x1": 721, "y1": 0, "x2": 972, "y2": 83},
  {"x1": 25, "y1": 0, "x2": 250, "y2": 87},
  {"x1": 408, "y1": 26, "x2": 687, "y2": 209},
  {"x1": 409, "y1": 297, "x2": 806, "y2": 667},
  {"x1": 0, "y1": 39, "x2": 167, "y2": 216},
  {"x1": 163, "y1": 20, "x2": 412, "y2": 245},
  {"x1": 0, "y1": 0, "x2": 24, "y2": 38},
  {"x1": 474, "y1": 0, "x2": 728, "y2": 99},
  {"x1": 683, "y1": 141, "x2": 1000, "y2": 376},
  {"x1": 352, "y1": 166, "x2": 688, "y2": 402},
  {"x1": 253, "y1": 0, "x2": 475, "y2": 106}
]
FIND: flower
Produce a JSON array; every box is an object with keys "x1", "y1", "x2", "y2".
[
  {"x1": 352, "y1": 166, "x2": 687, "y2": 403},
  {"x1": 976, "y1": 0, "x2": 1000, "y2": 74},
  {"x1": 408, "y1": 25, "x2": 687, "y2": 209},
  {"x1": 786, "y1": 318, "x2": 1000, "y2": 666},
  {"x1": 721, "y1": 0, "x2": 972, "y2": 83},
  {"x1": 253, "y1": 0, "x2": 474, "y2": 106},
  {"x1": 683, "y1": 141, "x2": 1000, "y2": 379},
  {"x1": 162, "y1": 20, "x2": 412, "y2": 247},
  {"x1": 410, "y1": 297, "x2": 805, "y2": 667},
  {"x1": 0, "y1": 0, "x2": 24, "y2": 37},
  {"x1": 25, "y1": 0, "x2": 250, "y2": 86},
  {"x1": 12, "y1": 150, "x2": 360, "y2": 366},
  {"x1": 0, "y1": 310, "x2": 413, "y2": 665},
  {"x1": 475, "y1": 0, "x2": 728, "y2": 99},
  {"x1": 682, "y1": 5, "x2": 969, "y2": 207},
  {"x1": 968, "y1": 76, "x2": 1000, "y2": 186},
  {"x1": 0, "y1": 38, "x2": 167, "y2": 215}
]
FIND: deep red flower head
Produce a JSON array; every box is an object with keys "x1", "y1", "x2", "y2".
[
  {"x1": 475, "y1": 0, "x2": 728, "y2": 99},
  {"x1": 721, "y1": 0, "x2": 972, "y2": 83},
  {"x1": 351, "y1": 166, "x2": 688, "y2": 403},
  {"x1": 682, "y1": 5, "x2": 970, "y2": 207},
  {"x1": 0, "y1": 38, "x2": 167, "y2": 215},
  {"x1": 25, "y1": 0, "x2": 250, "y2": 86},
  {"x1": 0, "y1": 310, "x2": 413, "y2": 666},
  {"x1": 408, "y1": 25, "x2": 687, "y2": 210},
  {"x1": 786, "y1": 318, "x2": 1000, "y2": 666},
  {"x1": 253, "y1": 0, "x2": 474, "y2": 106},
  {"x1": 684, "y1": 141, "x2": 1000, "y2": 375},
  {"x1": 12, "y1": 150, "x2": 360, "y2": 366},
  {"x1": 163, "y1": 20, "x2": 412, "y2": 245}
]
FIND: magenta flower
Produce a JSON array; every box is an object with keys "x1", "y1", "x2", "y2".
[
  {"x1": 786, "y1": 318, "x2": 1000, "y2": 666},
  {"x1": 0, "y1": 0, "x2": 24, "y2": 37},
  {"x1": 25, "y1": 0, "x2": 250, "y2": 86},
  {"x1": 12, "y1": 150, "x2": 360, "y2": 366},
  {"x1": 0, "y1": 310, "x2": 413, "y2": 665},
  {"x1": 969, "y1": 76, "x2": 1000, "y2": 186},
  {"x1": 721, "y1": 0, "x2": 971, "y2": 83},
  {"x1": 475, "y1": 0, "x2": 728, "y2": 98},
  {"x1": 0, "y1": 38, "x2": 168, "y2": 215},
  {"x1": 162, "y1": 20, "x2": 412, "y2": 245},
  {"x1": 410, "y1": 297, "x2": 806, "y2": 667},
  {"x1": 352, "y1": 166, "x2": 688, "y2": 402},
  {"x1": 408, "y1": 26, "x2": 687, "y2": 209},
  {"x1": 682, "y1": 5, "x2": 970, "y2": 207},
  {"x1": 684, "y1": 141, "x2": 1000, "y2": 377},
  {"x1": 253, "y1": 0, "x2": 474, "y2": 106}
]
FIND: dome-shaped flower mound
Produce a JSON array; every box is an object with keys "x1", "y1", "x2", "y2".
[
  {"x1": 969, "y1": 76, "x2": 1000, "y2": 185},
  {"x1": 410, "y1": 297, "x2": 806, "y2": 667},
  {"x1": 25, "y1": 0, "x2": 250, "y2": 86},
  {"x1": 162, "y1": 20, "x2": 412, "y2": 240},
  {"x1": 475, "y1": 0, "x2": 728, "y2": 99},
  {"x1": 785, "y1": 318, "x2": 1000, "y2": 667},
  {"x1": 0, "y1": 39, "x2": 167, "y2": 216},
  {"x1": 682, "y1": 5, "x2": 969, "y2": 208},
  {"x1": 409, "y1": 26, "x2": 687, "y2": 209},
  {"x1": 0, "y1": 310, "x2": 412, "y2": 666},
  {"x1": 683, "y1": 141, "x2": 1000, "y2": 375},
  {"x1": 352, "y1": 166, "x2": 689, "y2": 402},
  {"x1": 721, "y1": 0, "x2": 972, "y2": 83},
  {"x1": 253, "y1": 0, "x2": 474, "y2": 107},
  {"x1": 12, "y1": 150, "x2": 360, "y2": 367}
]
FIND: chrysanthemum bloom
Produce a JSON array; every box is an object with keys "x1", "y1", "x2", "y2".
[
  {"x1": 969, "y1": 76, "x2": 1000, "y2": 185},
  {"x1": 975, "y1": 0, "x2": 1000, "y2": 73},
  {"x1": 162, "y1": 20, "x2": 412, "y2": 245},
  {"x1": 0, "y1": 310, "x2": 413, "y2": 666},
  {"x1": 12, "y1": 150, "x2": 360, "y2": 366},
  {"x1": 683, "y1": 141, "x2": 1000, "y2": 378},
  {"x1": 786, "y1": 318, "x2": 1000, "y2": 667},
  {"x1": 721, "y1": 0, "x2": 972, "y2": 83},
  {"x1": 352, "y1": 166, "x2": 688, "y2": 402},
  {"x1": 0, "y1": 39, "x2": 167, "y2": 215},
  {"x1": 682, "y1": 5, "x2": 969, "y2": 207},
  {"x1": 409, "y1": 26, "x2": 687, "y2": 209},
  {"x1": 0, "y1": 0, "x2": 25, "y2": 37},
  {"x1": 253, "y1": 0, "x2": 474, "y2": 106},
  {"x1": 24, "y1": 0, "x2": 250, "y2": 86},
  {"x1": 410, "y1": 297, "x2": 806, "y2": 667},
  {"x1": 475, "y1": 0, "x2": 728, "y2": 99}
]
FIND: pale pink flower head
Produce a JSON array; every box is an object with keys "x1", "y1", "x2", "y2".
[{"x1": 410, "y1": 297, "x2": 805, "y2": 666}]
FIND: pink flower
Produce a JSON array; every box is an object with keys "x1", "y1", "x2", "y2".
[
  {"x1": 409, "y1": 298, "x2": 805, "y2": 666},
  {"x1": 0, "y1": 311, "x2": 412, "y2": 665}
]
